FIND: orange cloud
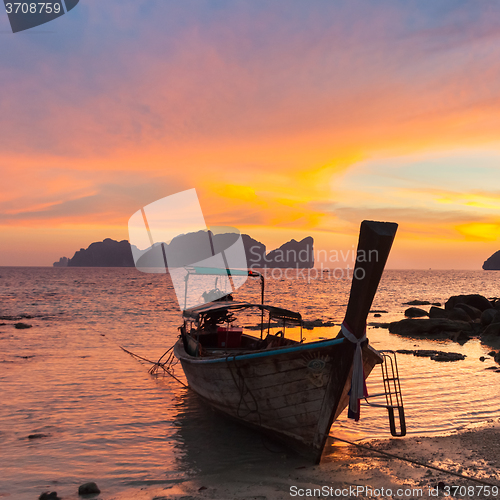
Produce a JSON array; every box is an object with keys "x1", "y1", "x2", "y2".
[{"x1": 455, "y1": 222, "x2": 500, "y2": 242}]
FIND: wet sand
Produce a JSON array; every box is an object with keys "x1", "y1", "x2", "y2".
[{"x1": 105, "y1": 420, "x2": 500, "y2": 500}]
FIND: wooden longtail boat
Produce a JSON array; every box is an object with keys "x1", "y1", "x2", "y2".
[{"x1": 173, "y1": 220, "x2": 400, "y2": 462}]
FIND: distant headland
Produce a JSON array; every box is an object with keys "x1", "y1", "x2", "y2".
[
  {"x1": 483, "y1": 251, "x2": 500, "y2": 270},
  {"x1": 53, "y1": 233, "x2": 314, "y2": 269}
]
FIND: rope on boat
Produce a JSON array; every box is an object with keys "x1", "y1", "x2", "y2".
[
  {"x1": 224, "y1": 356, "x2": 289, "y2": 455},
  {"x1": 119, "y1": 345, "x2": 190, "y2": 389},
  {"x1": 121, "y1": 344, "x2": 284, "y2": 454},
  {"x1": 120, "y1": 343, "x2": 262, "y2": 419},
  {"x1": 226, "y1": 355, "x2": 260, "y2": 419},
  {"x1": 120, "y1": 344, "x2": 499, "y2": 481},
  {"x1": 330, "y1": 435, "x2": 500, "y2": 487}
]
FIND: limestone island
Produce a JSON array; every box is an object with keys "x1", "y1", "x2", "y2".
[
  {"x1": 54, "y1": 233, "x2": 314, "y2": 269},
  {"x1": 483, "y1": 250, "x2": 500, "y2": 270}
]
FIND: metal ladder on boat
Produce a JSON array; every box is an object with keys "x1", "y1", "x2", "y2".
[{"x1": 362, "y1": 350, "x2": 406, "y2": 437}]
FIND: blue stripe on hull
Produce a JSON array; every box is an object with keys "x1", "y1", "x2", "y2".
[{"x1": 187, "y1": 338, "x2": 345, "y2": 364}]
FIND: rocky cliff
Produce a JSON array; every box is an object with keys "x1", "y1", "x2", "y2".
[
  {"x1": 67, "y1": 239, "x2": 135, "y2": 267},
  {"x1": 263, "y1": 237, "x2": 314, "y2": 268}
]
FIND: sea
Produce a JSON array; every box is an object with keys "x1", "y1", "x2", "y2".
[{"x1": 0, "y1": 267, "x2": 499, "y2": 499}]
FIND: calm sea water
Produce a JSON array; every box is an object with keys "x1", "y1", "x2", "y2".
[{"x1": 0, "y1": 267, "x2": 499, "y2": 499}]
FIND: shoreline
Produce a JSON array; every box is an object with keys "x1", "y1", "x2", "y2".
[{"x1": 102, "y1": 420, "x2": 500, "y2": 500}]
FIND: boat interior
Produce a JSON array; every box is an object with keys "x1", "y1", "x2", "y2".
[
  {"x1": 181, "y1": 301, "x2": 302, "y2": 357},
  {"x1": 179, "y1": 269, "x2": 303, "y2": 357}
]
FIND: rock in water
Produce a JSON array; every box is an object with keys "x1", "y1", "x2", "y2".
[
  {"x1": 454, "y1": 303, "x2": 482, "y2": 320},
  {"x1": 491, "y1": 310, "x2": 500, "y2": 324},
  {"x1": 78, "y1": 482, "x2": 101, "y2": 495},
  {"x1": 482, "y1": 323, "x2": 500, "y2": 337},
  {"x1": 448, "y1": 307, "x2": 471, "y2": 322},
  {"x1": 28, "y1": 433, "x2": 49, "y2": 439},
  {"x1": 396, "y1": 349, "x2": 466, "y2": 361},
  {"x1": 39, "y1": 493, "x2": 60, "y2": 500},
  {"x1": 481, "y1": 309, "x2": 498, "y2": 326},
  {"x1": 404, "y1": 307, "x2": 428, "y2": 318},
  {"x1": 429, "y1": 306, "x2": 449, "y2": 319},
  {"x1": 430, "y1": 352, "x2": 466, "y2": 362},
  {"x1": 389, "y1": 318, "x2": 473, "y2": 336},
  {"x1": 403, "y1": 300, "x2": 431, "y2": 306},
  {"x1": 445, "y1": 294, "x2": 492, "y2": 312},
  {"x1": 14, "y1": 322, "x2": 32, "y2": 329}
]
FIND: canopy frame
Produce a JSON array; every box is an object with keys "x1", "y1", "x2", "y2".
[{"x1": 183, "y1": 266, "x2": 265, "y2": 334}]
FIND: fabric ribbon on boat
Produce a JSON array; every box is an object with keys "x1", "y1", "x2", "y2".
[{"x1": 341, "y1": 321, "x2": 368, "y2": 421}]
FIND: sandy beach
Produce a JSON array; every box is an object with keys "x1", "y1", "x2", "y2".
[{"x1": 103, "y1": 420, "x2": 500, "y2": 500}]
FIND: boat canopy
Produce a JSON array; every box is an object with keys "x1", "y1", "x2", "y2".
[
  {"x1": 184, "y1": 267, "x2": 265, "y2": 312},
  {"x1": 183, "y1": 301, "x2": 302, "y2": 323}
]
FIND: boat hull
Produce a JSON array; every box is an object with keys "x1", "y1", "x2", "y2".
[{"x1": 174, "y1": 338, "x2": 382, "y2": 462}]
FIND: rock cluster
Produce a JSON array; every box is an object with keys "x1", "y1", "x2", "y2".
[
  {"x1": 404, "y1": 307, "x2": 428, "y2": 318},
  {"x1": 390, "y1": 294, "x2": 500, "y2": 359},
  {"x1": 396, "y1": 349, "x2": 466, "y2": 362},
  {"x1": 302, "y1": 318, "x2": 337, "y2": 329},
  {"x1": 403, "y1": 300, "x2": 441, "y2": 306},
  {"x1": 39, "y1": 482, "x2": 101, "y2": 500}
]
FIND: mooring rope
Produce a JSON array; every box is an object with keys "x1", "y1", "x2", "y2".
[
  {"x1": 68, "y1": 319, "x2": 493, "y2": 491},
  {"x1": 226, "y1": 355, "x2": 260, "y2": 419},
  {"x1": 119, "y1": 345, "x2": 190, "y2": 389},
  {"x1": 330, "y1": 435, "x2": 500, "y2": 487},
  {"x1": 121, "y1": 343, "x2": 499, "y2": 480}
]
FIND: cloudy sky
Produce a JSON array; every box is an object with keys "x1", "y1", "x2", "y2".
[{"x1": 1, "y1": 0, "x2": 500, "y2": 268}]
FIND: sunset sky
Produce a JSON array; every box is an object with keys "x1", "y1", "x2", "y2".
[{"x1": 1, "y1": 0, "x2": 500, "y2": 268}]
